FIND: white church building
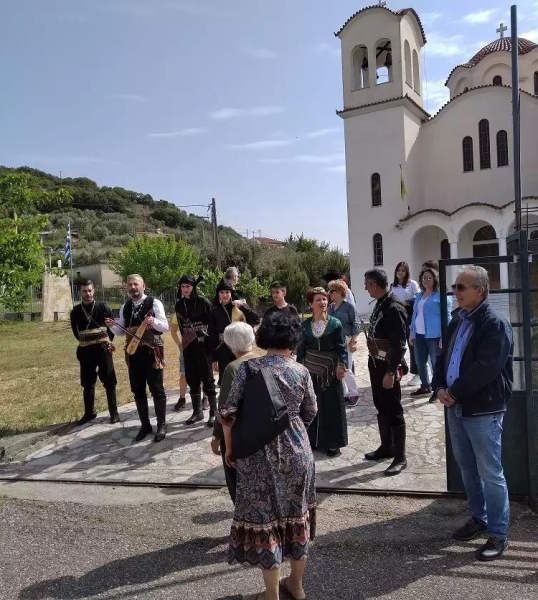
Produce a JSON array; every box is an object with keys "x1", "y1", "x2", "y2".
[{"x1": 337, "y1": 5, "x2": 538, "y2": 314}]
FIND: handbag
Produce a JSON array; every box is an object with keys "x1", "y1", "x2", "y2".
[
  {"x1": 231, "y1": 360, "x2": 290, "y2": 459},
  {"x1": 304, "y1": 349, "x2": 338, "y2": 390}
]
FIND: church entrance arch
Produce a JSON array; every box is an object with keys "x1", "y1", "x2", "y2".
[
  {"x1": 410, "y1": 225, "x2": 450, "y2": 278},
  {"x1": 458, "y1": 220, "x2": 500, "y2": 289}
]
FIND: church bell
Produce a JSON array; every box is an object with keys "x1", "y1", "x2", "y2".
[{"x1": 384, "y1": 52, "x2": 392, "y2": 68}]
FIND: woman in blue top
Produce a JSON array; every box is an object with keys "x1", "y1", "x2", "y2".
[{"x1": 410, "y1": 268, "x2": 451, "y2": 399}]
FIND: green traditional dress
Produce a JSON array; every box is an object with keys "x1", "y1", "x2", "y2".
[{"x1": 297, "y1": 315, "x2": 348, "y2": 451}]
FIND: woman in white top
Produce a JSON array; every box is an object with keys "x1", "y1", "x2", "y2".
[{"x1": 391, "y1": 262, "x2": 420, "y2": 383}]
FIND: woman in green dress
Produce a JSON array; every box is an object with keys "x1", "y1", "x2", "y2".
[{"x1": 297, "y1": 287, "x2": 348, "y2": 457}]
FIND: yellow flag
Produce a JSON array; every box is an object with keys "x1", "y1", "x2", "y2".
[{"x1": 400, "y1": 167, "x2": 407, "y2": 201}]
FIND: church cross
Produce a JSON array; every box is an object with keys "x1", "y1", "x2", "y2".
[
  {"x1": 496, "y1": 22, "x2": 508, "y2": 38},
  {"x1": 378, "y1": 1, "x2": 387, "y2": 7}
]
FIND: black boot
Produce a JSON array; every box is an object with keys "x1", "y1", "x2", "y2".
[
  {"x1": 206, "y1": 394, "x2": 218, "y2": 428},
  {"x1": 106, "y1": 387, "x2": 120, "y2": 424},
  {"x1": 186, "y1": 393, "x2": 204, "y2": 425},
  {"x1": 364, "y1": 415, "x2": 394, "y2": 460},
  {"x1": 385, "y1": 424, "x2": 407, "y2": 476},
  {"x1": 153, "y1": 397, "x2": 167, "y2": 442},
  {"x1": 77, "y1": 389, "x2": 97, "y2": 426},
  {"x1": 174, "y1": 397, "x2": 186, "y2": 411},
  {"x1": 134, "y1": 397, "x2": 152, "y2": 441}
]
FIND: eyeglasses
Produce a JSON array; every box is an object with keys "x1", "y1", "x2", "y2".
[
  {"x1": 421, "y1": 276, "x2": 433, "y2": 281},
  {"x1": 452, "y1": 283, "x2": 477, "y2": 292}
]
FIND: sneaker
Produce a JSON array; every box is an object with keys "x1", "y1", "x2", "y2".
[
  {"x1": 347, "y1": 396, "x2": 360, "y2": 407},
  {"x1": 407, "y1": 375, "x2": 421, "y2": 387},
  {"x1": 410, "y1": 387, "x2": 432, "y2": 397},
  {"x1": 452, "y1": 517, "x2": 488, "y2": 541},
  {"x1": 428, "y1": 392, "x2": 438, "y2": 403},
  {"x1": 326, "y1": 448, "x2": 341, "y2": 458},
  {"x1": 476, "y1": 537, "x2": 508, "y2": 561}
]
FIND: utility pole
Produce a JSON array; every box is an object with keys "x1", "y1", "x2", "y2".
[{"x1": 211, "y1": 198, "x2": 221, "y2": 270}]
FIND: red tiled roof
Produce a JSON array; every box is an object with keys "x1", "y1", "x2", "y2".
[
  {"x1": 445, "y1": 37, "x2": 538, "y2": 85},
  {"x1": 335, "y1": 6, "x2": 426, "y2": 44}
]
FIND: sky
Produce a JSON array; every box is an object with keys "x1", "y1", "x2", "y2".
[{"x1": 2, "y1": 0, "x2": 538, "y2": 252}]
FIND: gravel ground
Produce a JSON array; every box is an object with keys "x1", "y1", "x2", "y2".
[{"x1": 1, "y1": 482, "x2": 537, "y2": 600}]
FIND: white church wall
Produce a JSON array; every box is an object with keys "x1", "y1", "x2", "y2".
[{"x1": 399, "y1": 13, "x2": 423, "y2": 106}]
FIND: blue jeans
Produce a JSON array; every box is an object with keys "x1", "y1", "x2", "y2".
[
  {"x1": 447, "y1": 404, "x2": 509, "y2": 539},
  {"x1": 413, "y1": 334, "x2": 440, "y2": 390}
]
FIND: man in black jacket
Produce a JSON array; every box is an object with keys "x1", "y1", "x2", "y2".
[
  {"x1": 363, "y1": 268, "x2": 408, "y2": 476},
  {"x1": 70, "y1": 279, "x2": 119, "y2": 426},
  {"x1": 432, "y1": 265, "x2": 513, "y2": 562},
  {"x1": 175, "y1": 275, "x2": 218, "y2": 427}
]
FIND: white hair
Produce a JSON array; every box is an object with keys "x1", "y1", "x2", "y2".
[
  {"x1": 458, "y1": 265, "x2": 490, "y2": 297},
  {"x1": 223, "y1": 322, "x2": 255, "y2": 355},
  {"x1": 127, "y1": 274, "x2": 144, "y2": 284},
  {"x1": 225, "y1": 266, "x2": 239, "y2": 279}
]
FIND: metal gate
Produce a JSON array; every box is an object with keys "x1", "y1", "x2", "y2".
[{"x1": 439, "y1": 230, "x2": 538, "y2": 512}]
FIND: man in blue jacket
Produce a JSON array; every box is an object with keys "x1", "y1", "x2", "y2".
[{"x1": 432, "y1": 265, "x2": 513, "y2": 561}]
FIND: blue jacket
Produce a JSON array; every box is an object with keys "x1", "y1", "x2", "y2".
[
  {"x1": 410, "y1": 290, "x2": 452, "y2": 339},
  {"x1": 432, "y1": 300, "x2": 514, "y2": 417}
]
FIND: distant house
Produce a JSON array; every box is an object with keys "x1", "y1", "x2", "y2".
[
  {"x1": 251, "y1": 236, "x2": 285, "y2": 248},
  {"x1": 74, "y1": 262, "x2": 122, "y2": 287}
]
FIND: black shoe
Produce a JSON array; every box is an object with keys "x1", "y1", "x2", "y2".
[
  {"x1": 76, "y1": 412, "x2": 97, "y2": 427},
  {"x1": 154, "y1": 423, "x2": 167, "y2": 443},
  {"x1": 452, "y1": 517, "x2": 488, "y2": 541},
  {"x1": 384, "y1": 424, "x2": 407, "y2": 476},
  {"x1": 476, "y1": 536, "x2": 508, "y2": 561},
  {"x1": 384, "y1": 457, "x2": 407, "y2": 476},
  {"x1": 410, "y1": 387, "x2": 431, "y2": 397},
  {"x1": 174, "y1": 397, "x2": 186, "y2": 412},
  {"x1": 186, "y1": 394, "x2": 204, "y2": 425},
  {"x1": 428, "y1": 393, "x2": 437, "y2": 403},
  {"x1": 364, "y1": 446, "x2": 394, "y2": 460},
  {"x1": 327, "y1": 448, "x2": 341, "y2": 457},
  {"x1": 109, "y1": 413, "x2": 120, "y2": 424},
  {"x1": 135, "y1": 423, "x2": 153, "y2": 442}
]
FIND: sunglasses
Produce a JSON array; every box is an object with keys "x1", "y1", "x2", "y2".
[
  {"x1": 422, "y1": 276, "x2": 433, "y2": 281},
  {"x1": 452, "y1": 283, "x2": 477, "y2": 292}
]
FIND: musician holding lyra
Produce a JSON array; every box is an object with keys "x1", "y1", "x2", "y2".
[{"x1": 105, "y1": 274, "x2": 169, "y2": 443}]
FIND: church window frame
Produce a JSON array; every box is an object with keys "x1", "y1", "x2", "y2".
[
  {"x1": 493, "y1": 75, "x2": 502, "y2": 86},
  {"x1": 478, "y1": 119, "x2": 491, "y2": 170},
  {"x1": 496, "y1": 130, "x2": 509, "y2": 167},
  {"x1": 462, "y1": 136, "x2": 474, "y2": 172},
  {"x1": 371, "y1": 173, "x2": 382, "y2": 206},
  {"x1": 412, "y1": 49, "x2": 420, "y2": 93},
  {"x1": 352, "y1": 45, "x2": 369, "y2": 91},
  {"x1": 374, "y1": 38, "x2": 392, "y2": 85},
  {"x1": 373, "y1": 233, "x2": 383, "y2": 266},
  {"x1": 404, "y1": 41, "x2": 412, "y2": 87},
  {"x1": 534, "y1": 71, "x2": 538, "y2": 96}
]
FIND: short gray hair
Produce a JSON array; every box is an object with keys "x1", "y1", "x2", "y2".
[
  {"x1": 459, "y1": 265, "x2": 490, "y2": 298},
  {"x1": 223, "y1": 322, "x2": 255, "y2": 355},
  {"x1": 225, "y1": 266, "x2": 239, "y2": 279},
  {"x1": 127, "y1": 274, "x2": 144, "y2": 284}
]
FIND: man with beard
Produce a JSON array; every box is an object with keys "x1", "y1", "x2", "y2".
[
  {"x1": 70, "y1": 279, "x2": 119, "y2": 426},
  {"x1": 105, "y1": 274, "x2": 169, "y2": 442},
  {"x1": 175, "y1": 275, "x2": 218, "y2": 427}
]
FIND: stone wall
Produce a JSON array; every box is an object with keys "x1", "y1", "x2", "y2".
[{"x1": 42, "y1": 272, "x2": 73, "y2": 322}]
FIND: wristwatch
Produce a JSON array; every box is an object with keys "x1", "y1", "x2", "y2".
[{"x1": 387, "y1": 370, "x2": 395, "y2": 377}]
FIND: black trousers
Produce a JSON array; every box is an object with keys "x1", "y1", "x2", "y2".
[
  {"x1": 368, "y1": 357, "x2": 405, "y2": 428},
  {"x1": 183, "y1": 341, "x2": 216, "y2": 397},
  {"x1": 128, "y1": 346, "x2": 167, "y2": 425},
  {"x1": 215, "y1": 345, "x2": 235, "y2": 385},
  {"x1": 77, "y1": 344, "x2": 117, "y2": 391}
]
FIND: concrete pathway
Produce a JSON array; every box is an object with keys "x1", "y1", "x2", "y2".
[{"x1": 0, "y1": 343, "x2": 447, "y2": 492}]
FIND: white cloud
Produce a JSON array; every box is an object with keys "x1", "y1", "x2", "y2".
[
  {"x1": 260, "y1": 153, "x2": 345, "y2": 164},
  {"x1": 463, "y1": 10, "x2": 498, "y2": 24},
  {"x1": 237, "y1": 42, "x2": 277, "y2": 59},
  {"x1": 421, "y1": 12, "x2": 444, "y2": 26},
  {"x1": 426, "y1": 33, "x2": 469, "y2": 57},
  {"x1": 324, "y1": 165, "x2": 346, "y2": 173},
  {"x1": 147, "y1": 128, "x2": 207, "y2": 138},
  {"x1": 316, "y1": 42, "x2": 340, "y2": 57},
  {"x1": 228, "y1": 140, "x2": 296, "y2": 150},
  {"x1": 107, "y1": 93, "x2": 147, "y2": 103},
  {"x1": 424, "y1": 78, "x2": 450, "y2": 114},
  {"x1": 521, "y1": 29, "x2": 538, "y2": 42},
  {"x1": 306, "y1": 128, "x2": 341, "y2": 138},
  {"x1": 210, "y1": 106, "x2": 285, "y2": 120}
]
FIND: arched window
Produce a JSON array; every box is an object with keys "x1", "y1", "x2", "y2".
[
  {"x1": 404, "y1": 40, "x2": 412, "y2": 86},
  {"x1": 375, "y1": 39, "x2": 392, "y2": 84},
  {"x1": 534, "y1": 71, "x2": 538, "y2": 95},
  {"x1": 352, "y1": 45, "x2": 369, "y2": 90},
  {"x1": 496, "y1": 130, "x2": 509, "y2": 167},
  {"x1": 493, "y1": 75, "x2": 502, "y2": 86},
  {"x1": 373, "y1": 234, "x2": 383, "y2": 266},
  {"x1": 371, "y1": 173, "x2": 382, "y2": 206},
  {"x1": 478, "y1": 119, "x2": 491, "y2": 169},
  {"x1": 473, "y1": 225, "x2": 496, "y2": 241},
  {"x1": 412, "y1": 50, "x2": 420, "y2": 93},
  {"x1": 440, "y1": 239, "x2": 451, "y2": 260},
  {"x1": 462, "y1": 136, "x2": 474, "y2": 172}
]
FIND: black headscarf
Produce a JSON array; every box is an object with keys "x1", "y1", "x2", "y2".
[{"x1": 177, "y1": 274, "x2": 203, "y2": 300}]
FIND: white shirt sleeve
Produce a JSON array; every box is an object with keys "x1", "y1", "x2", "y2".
[
  {"x1": 409, "y1": 280, "x2": 420, "y2": 297},
  {"x1": 110, "y1": 304, "x2": 126, "y2": 337},
  {"x1": 151, "y1": 299, "x2": 169, "y2": 333},
  {"x1": 345, "y1": 289, "x2": 356, "y2": 306}
]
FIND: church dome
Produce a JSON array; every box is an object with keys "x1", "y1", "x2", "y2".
[{"x1": 466, "y1": 37, "x2": 538, "y2": 68}]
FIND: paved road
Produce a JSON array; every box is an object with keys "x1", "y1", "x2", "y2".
[
  {"x1": 0, "y1": 343, "x2": 446, "y2": 492},
  {"x1": 0, "y1": 482, "x2": 536, "y2": 600}
]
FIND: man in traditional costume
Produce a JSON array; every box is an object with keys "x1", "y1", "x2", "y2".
[
  {"x1": 363, "y1": 268, "x2": 408, "y2": 476},
  {"x1": 105, "y1": 274, "x2": 169, "y2": 442},
  {"x1": 175, "y1": 275, "x2": 218, "y2": 426},
  {"x1": 70, "y1": 279, "x2": 119, "y2": 426}
]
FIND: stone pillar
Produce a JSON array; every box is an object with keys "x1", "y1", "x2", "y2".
[
  {"x1": 42, "y1": 272, "x2": 73, "y2": 322},
  {"x1": 498, "y1": 236, "x2": 509, "y2": 289}
]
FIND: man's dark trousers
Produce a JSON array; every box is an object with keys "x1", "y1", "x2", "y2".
[
  {"x1": 128, "y1": 346, "x2": 166, "y2": 425},
  {"x1": 368, "y1": 357, "x2": 405, "y2": 427}
]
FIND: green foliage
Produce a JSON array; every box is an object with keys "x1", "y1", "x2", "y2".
[
  {"x1": 239, "y1": 276, "x2": 270, "y2": 307},
  {"x1": 197, "y1": 268, "x2": 222, "y2": 300},
  {"x1": 109, "y1": 235, "x2": 199, "y2": 295},
  {"x1": 273, "y1": 258, "x2": 310, "y2": 306}
]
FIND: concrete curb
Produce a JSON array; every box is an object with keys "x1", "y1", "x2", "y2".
[{"x1": 0, "y1": 422, "x2": 74, "y2": 463}]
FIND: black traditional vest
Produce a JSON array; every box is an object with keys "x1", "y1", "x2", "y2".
[{"x1": 123, "y1": 296, "x2": 156, "y2": 328}]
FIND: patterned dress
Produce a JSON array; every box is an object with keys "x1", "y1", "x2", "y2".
[{"x1": 219, "y1": 354, "x2": 317, "y2": 570}]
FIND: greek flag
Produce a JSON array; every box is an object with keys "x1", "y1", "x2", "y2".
[{"x1": 64, "y1": 222, "x2": 72, "y2": 265}]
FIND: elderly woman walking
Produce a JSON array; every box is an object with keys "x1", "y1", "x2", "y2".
[
  {"x1": 219, "y1": 312, "x2": 317, "y2": 600},
  {"x1": 298, "y1": 287, "x2": 348, "y2": 457},
  {"x1": 211, "y1": 321, "x2": 257, "y2": 503},
  {"x1": 328, "y1": 279, "x2": 360, "y2": 406}
]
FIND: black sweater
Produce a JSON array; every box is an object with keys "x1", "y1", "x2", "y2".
[
  {"x1": 70, "y1": 302, "x2": 114, "y2": 341},
  {"x1": 208, "y1": 302, "x2": 260, "y2": 359}
]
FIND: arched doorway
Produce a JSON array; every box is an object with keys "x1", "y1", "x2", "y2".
[
  {"x1": 458, "y1": 221, "x2": 500, "y2": 289},
  {"x1": 411, "y1": 225, "x2": 450, "y2": 281}
]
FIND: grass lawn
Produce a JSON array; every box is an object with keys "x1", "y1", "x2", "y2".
[{"x1": 0, "y1": 320, "x2": 182, "y2": 437}]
